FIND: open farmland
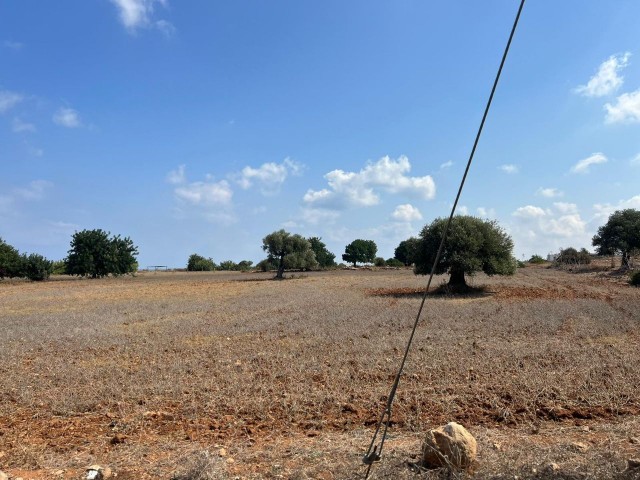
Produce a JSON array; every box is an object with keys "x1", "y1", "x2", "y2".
[{"x1": 1, "y1": 266, "x2": 639, "y2": 479}]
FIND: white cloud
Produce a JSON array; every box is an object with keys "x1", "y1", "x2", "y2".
[
  {"x1": 303, "y1": 155, "x2": 435, "y2": 209},
  {"x1": 12, "y1": 117, "x2": 35, "y2": 133},
  {"x1": 439, "y1": 160, "x2": 453, "y2": 170},
  {"x1": 457, "y1": 205, "x2": 469, "y2": 215},
  {"x1": 236, "y1": 158, "x2": 302, "y2": 194},
  {"x1": 593, "y1": 195, "x2": 640, "y2": 223},
  {"x1": 0, "y1": 90, "x2": 23, "y2": 114},
  {"x1": 110, "y1": 0, "x2": 172, "y2": 33},
  {"x1": 166, "y1": 164, "x2": 186, "y2": 185},
  {"x1": 476, "y1": 207, "x2": 496, "y2": 218},
  {"x1": 53, "y1": 107, "x2": 81, "y2": 128},
  {"x1": 553, "y1": 202, "x2": 578, "y2": 214},
  {"x1": 571, "y1": 152, "x2": 607, "y2": 174},
  {"x1": 631, "y1": 153, "x2": 640, "y2": 167},
  {"x1": 155, "y1": 19, "x2": 176, "y2": 37},
  {"x1": 513, "y1": 205, "x2": 546, "y2": 219},
  {"x1": 604, "y1": 88, "x2": 640, "y2": 124},
  {"x1": 499, "y1": 164, "x2": 519, "y2": 174},
  {"x1": 300, "y1": 207, "x2": 340, "y2": 226},
  {"x1": 392, "y1": 204, "x2": 423, "y2": 222},
  {"x1": 536, "y1": 187, "x2": 563, "y2": 198},
  {"x1": 575, "y1": 52, "x2": 631, "y2": 97},
  {"x1": 175, "y1": 180, "x2": 232, "y2": 206}
]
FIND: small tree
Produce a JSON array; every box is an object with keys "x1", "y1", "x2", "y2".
[
  {"x1": 342, "y1": 239, "x2": 377, "y2": 267},
  {"x1": 592, "y1": 209, "x2": 640, "y2": 269},
  {"x1": 262, "y1": 229, "x2": 318, "y2": 279},
  {"x1": 528, "y1": 254, "x2": 546, "y2": 264},
  {"x1": 307, "y1": 237, "x2": 336, "y2": 268},
  {"x1": 65, "y1": 229, "x2": 138, "y2": 278},
  {"x1": 414, "y1": 216, "x2": 516, "y2": 288},
  {"x1": 386, "y1": 258, "x2": 404, "y2": 267},
  {"x1": 0, "y1": 237, "x2": 22, "y2": 279},
  {"x1": 187, "y1": 254, "x2": 216, "y2": 271},
  {"x1": 237, "y1": 260, "x2": 253, "y2": 271},
  {"x1": 394, "y1": 237, "x2": 420, "y2": 266},
  {"x1": 374, "y1": 257, "x2": 386, "y2": 267},
  {"x1": 218, "y1": 260, "x2": 237, "y2": 271},
  {"x1": 20, "y1": 253, "x2": 53, "y2": 281}
]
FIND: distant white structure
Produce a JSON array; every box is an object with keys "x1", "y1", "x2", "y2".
[{"x1": 547, "y1": 253, "x2": 559, "y2": 262}]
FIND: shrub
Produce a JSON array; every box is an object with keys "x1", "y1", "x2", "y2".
[
  {"x1": 187, "y1": 254, "x2": 216, "y2": 271},
  {"x1": 20, "y1": 253, "x2": 53, "y2": 281},
  {"x1": 528, "y1": 254, "x2": 545, "y2": 264},
  {"x1": 218, "y1": 260, "x2": 237, "y2": 271},
  {"x1": 517, "y1": 260, "x2": 527, "y2": 268},
  {"x1": 256, "y1": 258, "x2": 277, "y2": 272},
  {"x1": 51, "y1": 260, "x2": 67, "y2": 275},
  {"x1": 385, "y1": 258, "x2": 404, "y2": 267},
  {"x1": 630, "y1": 270, "x2": 640, "y2": 287},
  {"x1": 237, "y1": 260, "x2": 253, "y2": 271},
  {"x1": 0, "y1": 237, "x2": 22, "y2": 279},
  {"x1": 555, "y1": 247, "x2": 591, "y2": 266},
  {"x1": 374, "y1": 257, "x2": 386, "y2": 267}
]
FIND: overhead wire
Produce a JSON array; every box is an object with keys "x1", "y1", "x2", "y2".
[{"x1": 362, "y1": 1, "x2": 527, "y2": 477}]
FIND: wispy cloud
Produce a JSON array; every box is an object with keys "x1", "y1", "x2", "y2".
[
  {"x1": 13, "y1": 180, "x2": 53, "y2": 201},
  {"x1": 0, "y1": 90, "x2": 24, "y2": 114},
  {"x1": 499, "y1": 164, "x2": 518, "y2": 174},
  {"x1": 12, "y1": 117, "x2": 35, "y2": 133},
  {"x1": 604, "y1": 88, "x2": 640, "y2": 124},
  {"x1": 2, "y1": 40, "x2": 24, "y2": 50},
  {"x1": 631, "y1": 153, "x2": 640, "y2": 167},
  {"x1": 166, "y1": 164, "x2": 186, "y2": 185},
  {"x1": 476, "y1": 207, "x2": 496, "y2": 218},
  {"x1": 235, "y1": 158, "x2": 302, "y2": 195},
  {"x1": 439, "y1": 160, "x2": 453, "y2": 170},
  {"x1": 53, "y1": 107, "x2": 81, "y2": 128},
  {"x1": 303, "y1": 155, "x2": 435, "y2": 210},
  {"x1": 110, "y1": 0, "x2": 174, "y2": 34},
  {"x1": 536, "y1": 187, "x2": 563, "y2": 198},
  {"x1": 571, "y1": 152, "x2": 607, "y2": 174},
  {"x1": 391, "y1": 204, "x2": 422, "y2": 222},
  {"x1": 575, "y1": 52, "x2": 631, "y2": 97}
]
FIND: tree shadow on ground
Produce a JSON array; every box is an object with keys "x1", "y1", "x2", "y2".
[{"x1": 366, "y1": 284, "x2": 493, "y2": 299}]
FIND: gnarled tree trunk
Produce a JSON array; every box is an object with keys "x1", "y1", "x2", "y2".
[{"x1": 448, "y1": 268, "x2": 466, "y2": 287}]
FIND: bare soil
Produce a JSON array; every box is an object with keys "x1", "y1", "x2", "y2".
[{"x1": 1, "y1": 265, "x2": 639, "y2": 479}]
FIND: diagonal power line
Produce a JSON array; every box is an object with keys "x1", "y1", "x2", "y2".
[{"x1": 362, "y1": 1, "x2": 527, "y2": 477}]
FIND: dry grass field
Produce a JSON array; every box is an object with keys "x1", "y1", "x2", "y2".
[{"x1": 1, "y1": 264, "x2": 639, "y2": 479}]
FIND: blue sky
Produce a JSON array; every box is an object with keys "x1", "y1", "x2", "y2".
[{"x1": 1, "y1": 1, "x2": 639, "y2": 268}]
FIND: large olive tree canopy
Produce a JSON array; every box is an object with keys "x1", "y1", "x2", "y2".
[{"x1": 414, "y1": 215, "x2": 516, "y2": 287}]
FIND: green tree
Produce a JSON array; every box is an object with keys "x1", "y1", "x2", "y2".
[
  {"x1": 394, "y1": 237, "x2": 420, "y2": 266},
  {"x1": 237, "y1": 260, "x2": 253, "y2": 271},
  {"x1": 528, "y1": 254, "x2": 546, "y2": 264},
  {"x1": 65, "y1": 229, "x2": 138, "y2": 278},
  {"x1": 20, "y1": 253, "x2": 53, "y2": 281},
  {"x1": 0, "y1": 237, "x2": 22, "y2": 279},
  {"x1": 414, "y1": 216, "x2": 516, "y2": 288},
  {"x1": 374, "y1": 257, "x2": 386, "y2": 267},
  {"x1": 187, "y1": 254, "x2": 216, "y2": 271},
  {"x1": 592, "y1": 209, "x2": 640, "y2": 269},
  {"x1": 218, "y1": 260, "x2": 237, "y2": 271},
  {"x1": 307, "y1": 237, "x2": 336, "y2": 268},
  {"x1": 262, "y1": 229, "x2": 318, "y2": 279},
  {"x1": 342, "y1": 239, "x2": 377, "y2": 267}
]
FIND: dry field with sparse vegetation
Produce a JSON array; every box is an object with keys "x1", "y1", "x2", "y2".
[{"x1": 1, "y1": 263, "x2": 640, "y2": 479}]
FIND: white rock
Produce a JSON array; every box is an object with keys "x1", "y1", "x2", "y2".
[{"x1": 422, "y1": 421, "x2": 477, "y2": 470}]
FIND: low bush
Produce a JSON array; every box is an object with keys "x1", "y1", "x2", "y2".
[
  {"x1": 385, "y1": 258, "x2": 404, "y2": 267},
  {"x1": 20, "y1": 253, "x2": 53, "y2": 281},
  {"x1": 528, "y1": 254, "x2": 546, "y2": 264},
  {"x1": 374, "y1": 257, "x2": 386, "y2": 267},
  {"x1": 187, "y1": 254, "x2": 216, "y2": 271},
  {"x1": 631, "y1": 270, "x2": 640, "y2": 287}
]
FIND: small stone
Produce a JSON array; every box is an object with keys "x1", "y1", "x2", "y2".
[
  {"x1": 226, "y1": 457, "x2": 235, "y2": 464},
  {"x1": 627, "y1": 458, "x2": 640, "y2": 470},
  {"x1": 219, "y1": 448, "x2": 227, "y2": 457},
  {"x1": 570, "y1": 441, "x2": 589, "y2": 453},
  {"x1": 87, "y1": 465, "x2": 105, "y2": 480},
  {"x1": 54, "y1": 469, "x2": 65, "y2": 476},
  {"x1": 492, "y1": 442, "x2": 502, "y2": 450},
  {"x1": 110, "y1": 434, "x2": 126, "y2": 445},
  {"x1": 547, "y1": 463, "x2": 560, "y2": 472},
  {"x1": 629, "y1": 437, "x2": 640, "y2": 444},
  {"x1": 0, "y1": 470, "x2": 8, "y2": 480}
]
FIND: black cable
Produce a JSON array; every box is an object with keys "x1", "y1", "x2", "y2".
[{"x1": 362, "y1": 1, "x2": 526, "y2": 477}]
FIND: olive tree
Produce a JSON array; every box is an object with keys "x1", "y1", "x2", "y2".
[
  {"x1": 342, "y1": 239, "x2": 377, "y2": 267},
  {"x1": 414, "y1": 216, "x2": 516, "y2": 288},
  {"x1": 262, "y1": 229, "x2": 318, "y2": 279},
  {"x1": 65, "y1": 229, "x2": 138, "y2": 278},
  {"x1": 592, "y1": 209, "x2": 640, "y2": 269}
]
